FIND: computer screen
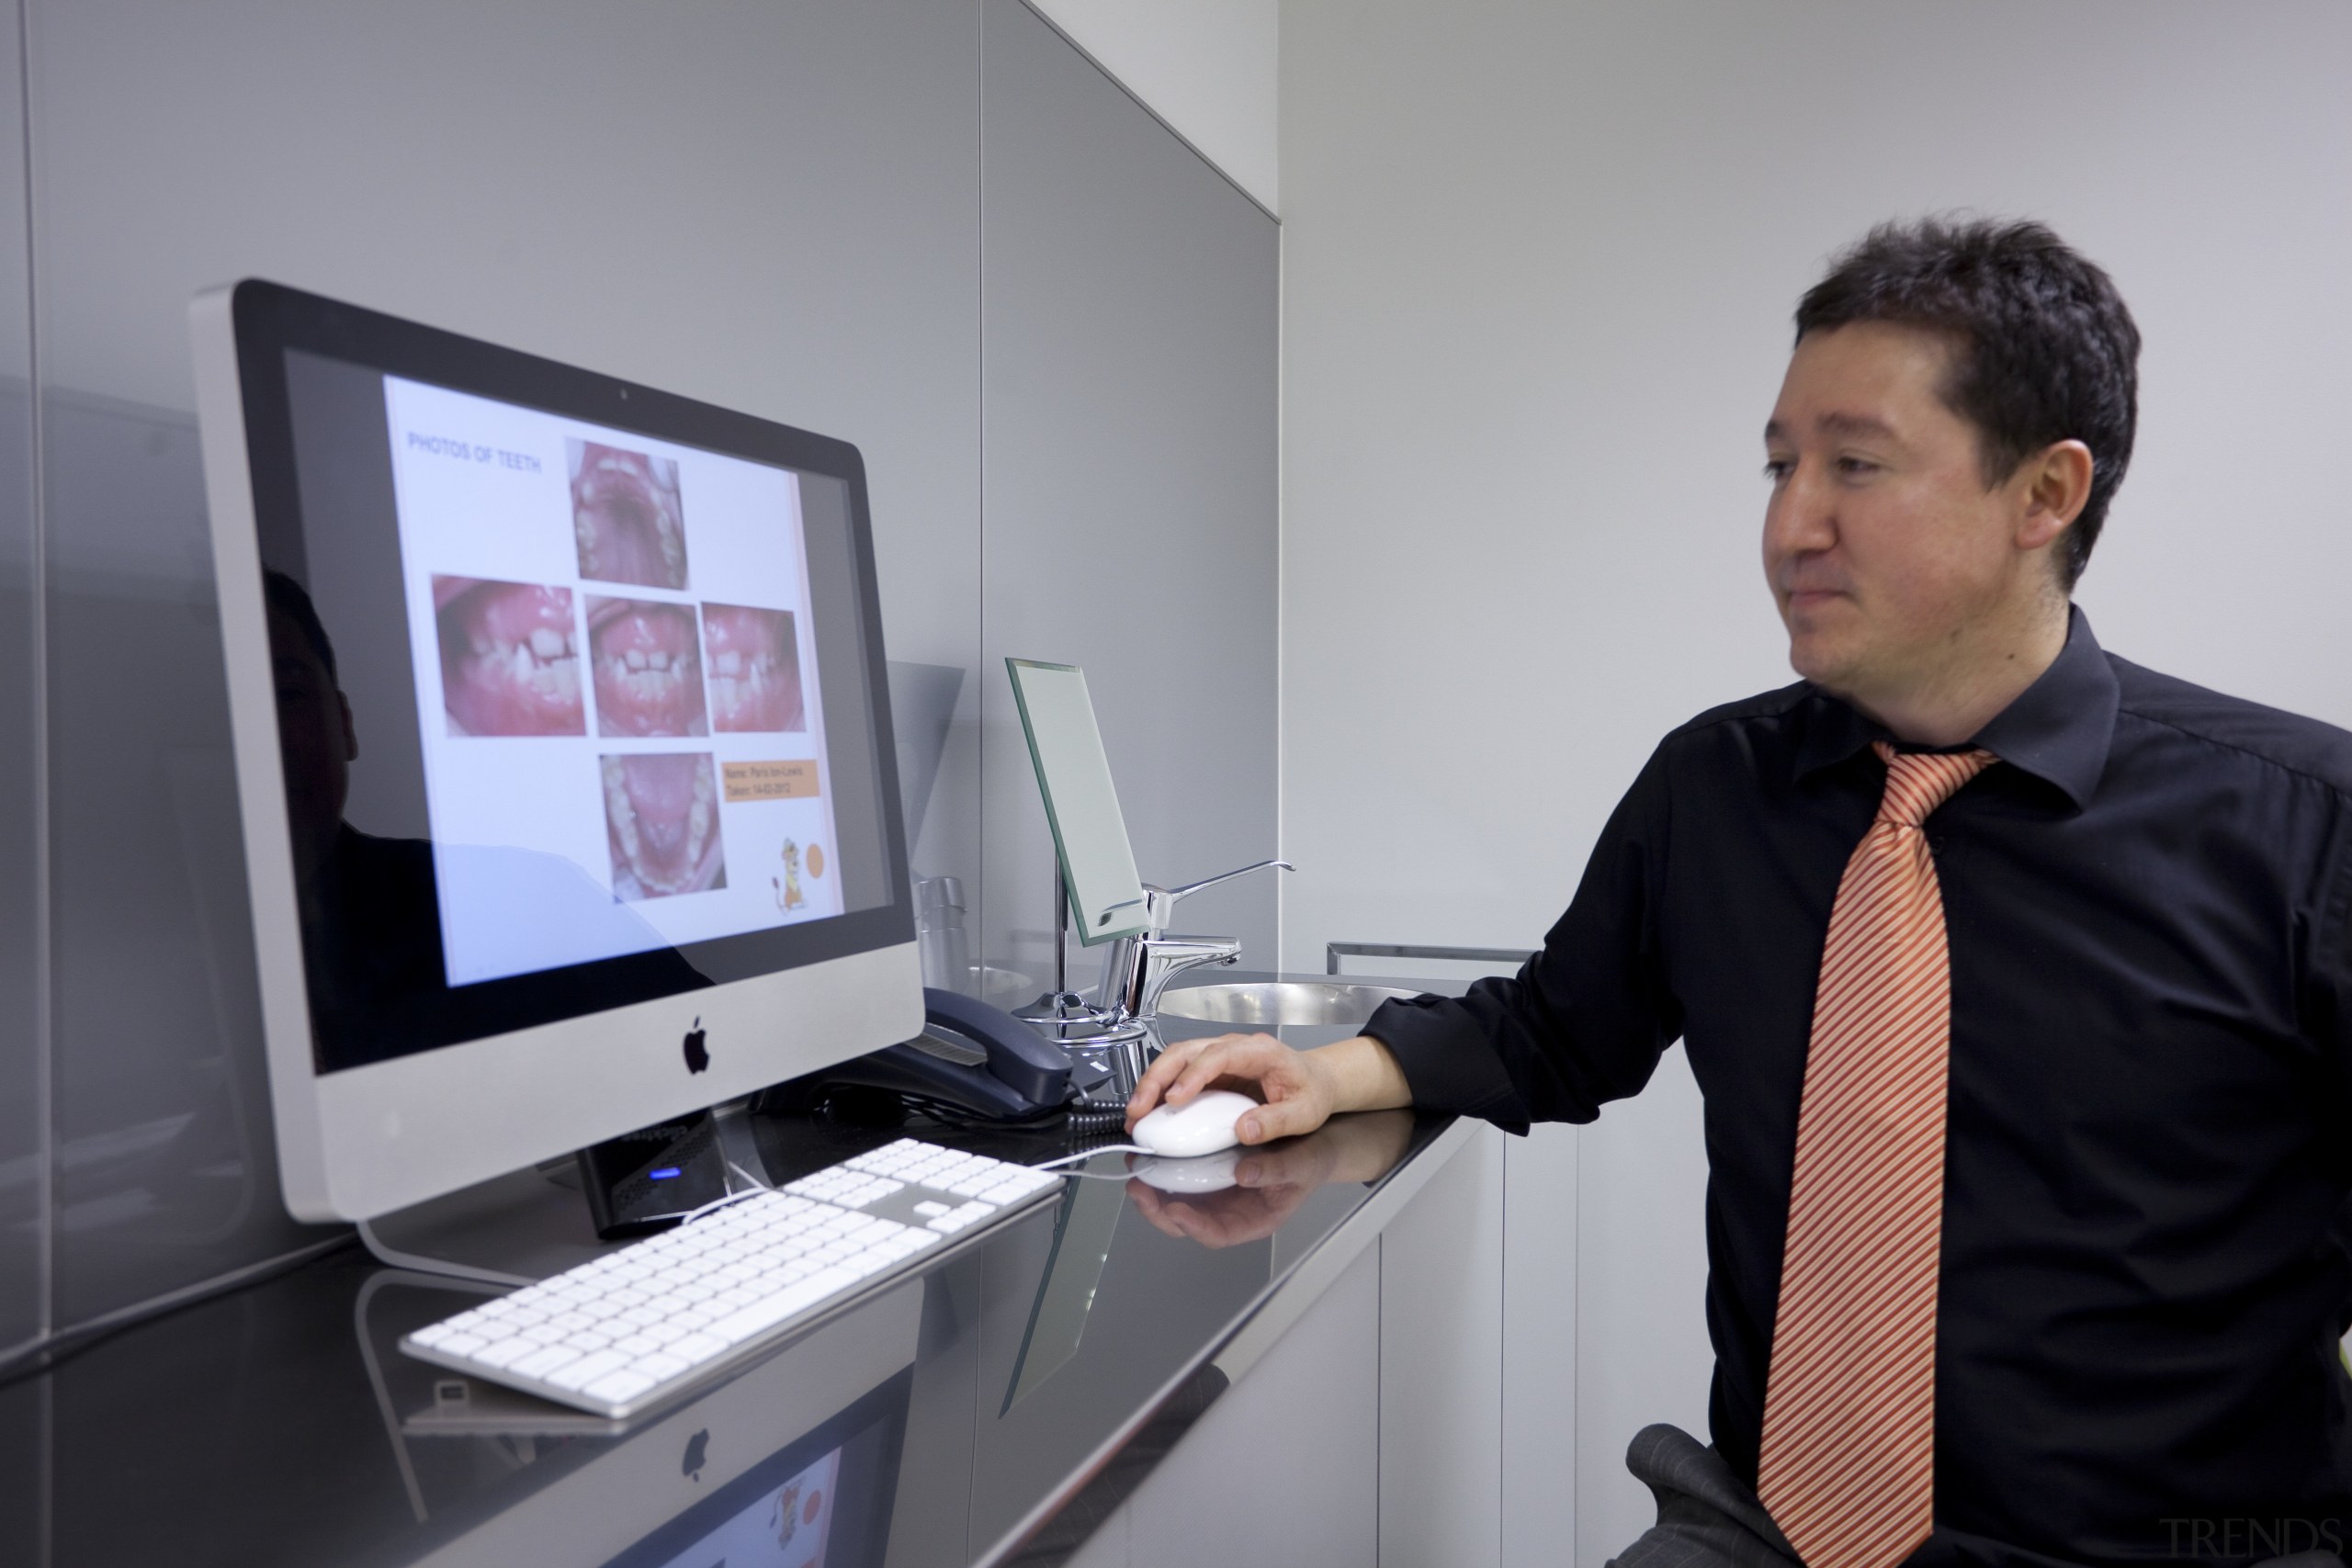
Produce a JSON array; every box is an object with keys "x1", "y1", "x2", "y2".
[{"x1": 194, "y1": 280, "x2": 923, "y2": 1222}]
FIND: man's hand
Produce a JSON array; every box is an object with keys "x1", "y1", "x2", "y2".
[{"x1": 1125, "y1": 1032, "x2": 1413, "y2": 1145}]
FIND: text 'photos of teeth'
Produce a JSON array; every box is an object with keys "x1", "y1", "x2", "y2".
[{"x1": 429, "y1": 439, "x2": 808, "y2": 906}]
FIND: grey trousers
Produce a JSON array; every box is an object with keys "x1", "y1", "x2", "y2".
[
  {"x1": 1604, "y1": 1425, "x2": 2348, "y2": 1568},
  {"x1": 1607, "y1": 1425, "x2": 1801, "y2": 1568}
]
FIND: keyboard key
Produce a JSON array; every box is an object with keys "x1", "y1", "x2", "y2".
[
  {"x1": 635, "y1": 1350, "x2": 689, "y2": 1381},
  {"x1": 670, "y1": 1332, "x2": 729, "y2": 1366},
  {"x1": 511, "y1": 1345, "x2": 581, "y2": 1380},
  {"x1": 545, "y1": 1350, "x2": 626, "y2": 1392},
  {"x1": 582, "y1": 1370, "x2": 657, "y2": 1405},
  {"x1": 470, "y1": 1337, "x2": 539, "y2": 1370}
]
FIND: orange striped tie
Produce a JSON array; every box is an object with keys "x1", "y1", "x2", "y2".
[{"x1": 1758, "y1": 740, "x2": 1995, "y2": 1567}]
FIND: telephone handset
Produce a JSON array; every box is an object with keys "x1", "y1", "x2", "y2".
[{"x1": 760, "y1": 987, "x2": 1076, "y2": 1123}]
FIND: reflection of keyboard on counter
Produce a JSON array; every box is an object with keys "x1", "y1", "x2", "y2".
[{"x1": 401, "y1": 1139, "x2": 1064, "y2": 1418}]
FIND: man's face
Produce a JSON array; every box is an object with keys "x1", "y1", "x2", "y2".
[
  {"x1": 268, "y1": 606, "x2": 356, "y2": 876},
  {"x1": 1761, "y1": 322, "x2": 2047, "y2": 703}
]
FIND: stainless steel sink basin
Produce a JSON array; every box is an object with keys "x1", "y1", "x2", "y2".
[{"x1": 1154, "y1": 980, "x2": 1419, "y2": 1029}]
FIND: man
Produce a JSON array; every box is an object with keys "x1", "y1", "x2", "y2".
[{"x1": 1128, "y1": 219, "x2": 2352, "y2": 1564}]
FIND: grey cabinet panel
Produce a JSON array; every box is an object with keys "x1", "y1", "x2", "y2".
[
  {"x1": 978, "y1": 0, "x2": 1279, "y2": 998},
  {"x1": 0, "y1": 0, "x2": 40, "y2": 1359},
  {"x1": 26, "y1": 0, "x2": 982, "y2": 1329},
  {"x1": 1129, "y1": 1243, "x2": 1380, "y2": 1568},
  {"x1": 1381, "y1": 1124, "x2": 1505, "y2": 1567}
]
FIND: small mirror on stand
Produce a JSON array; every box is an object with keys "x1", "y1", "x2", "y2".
[{"x1": 1005, "y1": 659, "x2": 1148, "y2": 1051}]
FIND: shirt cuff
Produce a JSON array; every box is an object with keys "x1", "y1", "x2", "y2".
[{"x1": 1363, "y1": 995, "x2": 1530, "y2": 1133}]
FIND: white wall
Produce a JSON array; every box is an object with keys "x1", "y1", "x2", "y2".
[
  {"x1": 1025, "y1": 0, "x2": 1278, "y2": 211},
  {"x1": 1278, "y1": 0, "x2": 2352, "y2": 1557}
]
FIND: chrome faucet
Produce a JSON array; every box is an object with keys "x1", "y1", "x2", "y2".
[{"x1": 1097, "y1": 858, "x2": 1293, "y2": 1025}]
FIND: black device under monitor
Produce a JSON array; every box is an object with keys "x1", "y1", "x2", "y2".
[{"x1": 578, "y1": 1114, "x2": 733, "y2": 1239}]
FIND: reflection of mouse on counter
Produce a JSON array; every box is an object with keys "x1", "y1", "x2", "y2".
[
  {"x1": 1132, "y1": 1089, "x2": 1257, "y2": 1158},
  {"x1": 1129, "y1": 1147, "x2": 1243, "y2": 1193}
]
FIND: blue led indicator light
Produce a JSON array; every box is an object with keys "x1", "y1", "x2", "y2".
[{"x1": 650, "y1": 1167, "x2": 683, "y2": 1180}]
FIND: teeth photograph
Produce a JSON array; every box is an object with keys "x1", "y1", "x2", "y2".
[
  {"x1": 434, "y1": 576, "x2": 585, "y2": 738},
  {"x1": 571, "y1": 439, "x2": 691, "y2": 592},
  {"x1": 602, "y1": 750, "x2": 726, "y2": 901},
  {"x1": 702, "y1": 602, "x2": 806, "y2": 734},
  {"x1": 588, "y1": 595, "x2": 709, "y2": 738}
]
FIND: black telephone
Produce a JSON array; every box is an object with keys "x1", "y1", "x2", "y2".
[{"x1": 759, "y1": 987, "x2": 1079, "y2": 1124}]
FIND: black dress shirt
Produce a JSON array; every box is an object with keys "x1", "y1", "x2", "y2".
[{"x1": 1365, "y1": 610, "x2": 2352, "y2": 1563}]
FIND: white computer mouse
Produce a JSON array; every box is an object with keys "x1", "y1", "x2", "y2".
[
  {"x1": 1133, "y1": 1089, "x2": 1257, "y2": 1158},
  {"x1": 1130, "y1": 1147, "x2": 1243, "y2": 1193}
]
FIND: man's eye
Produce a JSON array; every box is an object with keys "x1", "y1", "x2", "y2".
[
  {"x1": 1762, "y1": 458, "x2": 1792, "y2": 483},
  {"x1": 1836, "y1": 456, "x2": 1879, "y2": 477}
]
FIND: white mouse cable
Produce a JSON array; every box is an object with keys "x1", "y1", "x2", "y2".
[{"x1": 1027, "y1": 1145, "x2": 1151, "y2": 1172}]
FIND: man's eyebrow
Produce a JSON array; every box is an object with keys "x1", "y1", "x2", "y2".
[
  {"x1": 1763, "y1": 412, "x2": 1901, "y2": 445},
  {"x1": 1817, "y1": 411, "x2": 1897, "y2": 441}
]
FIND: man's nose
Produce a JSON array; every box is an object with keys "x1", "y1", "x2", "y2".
[{"x1": 1766, "y1": 460, "x2": 1837, "y2": 558}]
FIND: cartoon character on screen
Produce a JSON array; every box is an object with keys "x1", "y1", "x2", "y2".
[
  {"x1": 775, "y1": 839, "x2": 806, "y2": 912},
  {"x1": 772, "y1": 1481, "x2": 802, "y2": 1549}
]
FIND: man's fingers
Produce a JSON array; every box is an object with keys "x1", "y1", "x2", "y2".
[
  {"x1": 1170, "y1": 1034, "x2": 1272, "y2": 1104},
  {"x1": 1126, "y1": 1040, "x2": 1210, "y2": 1124},
  {"x1": 1237, "y1": 1092, "x2": 1325, "y2": 1145},
  {"x1": 1170, "y1": 1045, "x2": 1240, "y2": 1105}
]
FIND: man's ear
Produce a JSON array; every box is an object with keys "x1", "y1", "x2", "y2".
[
  {"x1": 338, "y1": 691, "x2": 359, "y2": 763},
  {"x1": 2017, "y1": 439, "x2": 2095, "y2": 553}
]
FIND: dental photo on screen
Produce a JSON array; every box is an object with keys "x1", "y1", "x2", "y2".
[
  {"x1": 435, "y1": 576, "x2": 585, "y2": 737},
  {"x1": 387, "y1": 374, "x2": 842, "y2": 986},
  {"x1": 704, "y1": 602, "x2": 805, "y2": 733},
  {"x1": 572, "y1": 439, "x2": 690, "y2": 590},
  {"x1": 603, "y1": 751, "x2": 727, "y2": 901},
  {"x1": 589, "y1": 595, "x2": 708, "y2": 737}
]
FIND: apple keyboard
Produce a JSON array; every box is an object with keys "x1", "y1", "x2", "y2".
[{"x1": 401, "y1": 1138, "x2": 1064, "y2": 1418}]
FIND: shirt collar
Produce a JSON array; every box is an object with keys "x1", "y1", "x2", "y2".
[{"x1": 1792, "y1": 605, "x2": 2119, "y2": 810}]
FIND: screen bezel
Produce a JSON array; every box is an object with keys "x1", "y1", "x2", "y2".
[{"x1": 195, "y1": 278, "x2": 923, "y2": 1221}]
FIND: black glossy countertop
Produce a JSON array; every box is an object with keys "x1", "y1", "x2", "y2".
[{"x1": 1, "y1": 978, "x2": 1463, "y2": 1568}]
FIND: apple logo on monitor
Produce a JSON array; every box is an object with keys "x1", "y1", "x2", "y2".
[
  {"x1": 683, "y1": 1017, "x2": 709, "y2": 1074},
  {"x1": 683, "y1": 1427, "x2": 709, "y2": 1481}
]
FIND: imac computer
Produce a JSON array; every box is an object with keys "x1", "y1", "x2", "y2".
[{"x1": 190, "y1": 279, "x2": 923, "y2": 1229}]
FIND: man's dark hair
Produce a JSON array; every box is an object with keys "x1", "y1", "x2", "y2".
[
  {"x1": 264, "y1": 568, "x2": 339, "y2": 684},
  {"x1": 1794, "y1": 216, "x2": 2140, "y2": 589}
]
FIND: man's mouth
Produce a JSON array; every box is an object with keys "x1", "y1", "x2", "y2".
[
  {"x1": 589, "y1": 597, "x2": 707, "y2": 737},
  {"x1": 701, "y1": 604, "x2": 805, "y2": 733},
  {"x1": 572, "y1": 443, "x2": 688, "y2": 591},
  {"x1": 436, "y1": 578, "x2": 584, "y2": 737},
  {"x1": 602, "y1": 752, "x2": 725, "y2": 899}
]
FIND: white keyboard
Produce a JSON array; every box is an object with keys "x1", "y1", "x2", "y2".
[{"x1": 401, "y1": 1139, "x2": 1064, "y2": 1418}]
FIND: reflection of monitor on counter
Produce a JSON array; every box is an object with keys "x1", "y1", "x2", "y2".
[
  {"x1": 356, "y1": 1269, "x2": 921, "y2": 1566},
  {"x1": 191, "y1": 279, "x2": 922, "y2": 1224}
]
